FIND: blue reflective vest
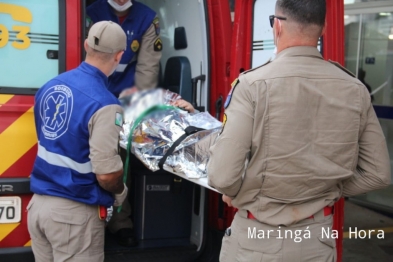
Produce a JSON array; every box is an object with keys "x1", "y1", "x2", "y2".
[
  {"x1": 31, "y1": 62, "x2": 119, "y2": 207},
  {"x1": 87, "y1": 0, "x2": 156, "y2": 97}
]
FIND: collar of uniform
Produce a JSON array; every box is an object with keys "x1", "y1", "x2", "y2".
[
  {"x1": 275, "y1": 46, "x2": 323, "y2": 61},
  {"x1": 79, "y1": 62, "x2": 109, "y2": 87}
]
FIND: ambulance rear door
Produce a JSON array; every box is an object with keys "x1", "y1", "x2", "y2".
[{"x1": 110, "y1": 0, "x2": 233, "y2": 256}]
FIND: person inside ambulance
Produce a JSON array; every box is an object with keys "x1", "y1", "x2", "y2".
[
  {"x1": 27, "y1": 21, "x2": 128, "y2": 262},
  {"x1": 87, "y1": 0, "x2": 162, "y2": 98},
  {"x1": 86, "y1": 0, "x2": 162, "y2": 247},
  {"x1": 208, "y1": 0, "x2": 391, "y2": 261}
]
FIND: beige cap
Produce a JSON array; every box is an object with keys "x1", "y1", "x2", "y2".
[{"x1": 87, "y1": 21, "x2": 126, "y2": 53}]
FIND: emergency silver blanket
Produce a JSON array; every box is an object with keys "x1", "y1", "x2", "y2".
[{"x1": 121, "y1": 89, "x2": 221, "y2": 178}]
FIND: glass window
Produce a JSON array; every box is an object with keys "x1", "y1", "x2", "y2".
[
  {"x1": 0, "y1": 0, "x2": 60, "y2": 91},
  {"x1": 251, "y1": 0, "x2": 322, "y2": 68},
  {"x1": 345, "y1": 9, "x2": 393, "y2": 211},
  {"x1": 252, "y1": 0, "x2": 276, "y2": 68},
  {"x1": 345, "y1": 12, "x2": 393, "y2": 106}
]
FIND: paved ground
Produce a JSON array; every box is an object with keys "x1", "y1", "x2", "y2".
[{"x1": 343, "y1": 201, "x2": 393, "y2": 262}]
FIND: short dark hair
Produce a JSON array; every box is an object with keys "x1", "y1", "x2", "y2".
[{"x1": 276, "y1": 0, "x2": 326, "y2": 27}]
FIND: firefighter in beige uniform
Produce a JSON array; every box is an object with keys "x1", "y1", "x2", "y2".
[{"x1": 207, "y1": 0, "x2": 391, "y2": 261}]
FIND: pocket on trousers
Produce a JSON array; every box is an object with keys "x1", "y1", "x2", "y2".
[
  {"x1": 317, "y1": 234, "x2": 336, "y2": 248},
  {"x1": 219, "y1": 232, "x2": 231, "y2": 261},
  {"x1": 317, "y1": 234, "x2": 337, "y2": 262},
  {"x1": 47, "y1": 209, "x2": 87, "y2": 254},
  {"x1": 26, "y1": 198, "x2": 34, "y2": 211},
  {"x1": 235, "y1": 219, "x2": 283, "y2": 262},
  {"x1": 89, "y1": 223, "x2": 105, "y2": 254}
]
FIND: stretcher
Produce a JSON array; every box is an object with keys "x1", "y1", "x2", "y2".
[{"x1": 119, "y1": 140, "x2": 220, "y2": 193}]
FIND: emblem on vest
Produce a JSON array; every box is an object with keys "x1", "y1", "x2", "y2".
[
  {"x1": 40, "y1": 85, "x2": 74, "y2": 140},
  {"x1": 131, "y1": 40, "x2": 140, "y2": 52}
]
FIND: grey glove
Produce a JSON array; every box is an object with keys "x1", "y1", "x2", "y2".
[{"x1": 113, "y1": 183, "x2": 128, "y2": 207}]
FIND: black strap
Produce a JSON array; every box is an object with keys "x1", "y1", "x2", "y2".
[{"x1": 158, "y1": 126, "x2": 205, "y2": 170}]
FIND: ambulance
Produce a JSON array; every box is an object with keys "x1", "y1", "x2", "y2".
[{"x1": 0, "y1": 0, "x2": 345, "y2": 261}]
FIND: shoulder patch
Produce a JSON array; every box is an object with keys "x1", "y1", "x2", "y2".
[
  {"x1": 152, "y1": 17, "x2": 160, "y2": 36},
  {"x1": 328, "y1": 60, "x2": 356, "y2": 77},
  {"x1": 115, "y1": 112, "x2": 123, "y2": 127},
  {"x1": 241, "y1": 59, "x2": 271, "y2": 75},
  {"x1": 224, "y1": 78, "x2": 239, "y2": 109},
  {"x1": 220, "y1": 113, "x2": 227, "y2": 135},
  {"x1": 154, "y1": 38, "x2": 162, "y2": 52}
]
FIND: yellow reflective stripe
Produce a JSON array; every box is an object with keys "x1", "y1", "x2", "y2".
[
  {"x1": 0, "y1": 95, "x2": 14, "y2": 108},
  {"x1": 0, "y1": 107, "x2": 36, "y2": 175},
  {"x1": 0, "y1": 223, "x2": 19, "y2": 241},
  {"x1": 24, "y1": 239, "x2": 32, "y2": 247}
]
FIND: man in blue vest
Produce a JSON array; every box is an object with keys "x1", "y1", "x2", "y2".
[
  {"x1": 87, "y1": 0, "x2": 161, "y2": 247},
  {"x1": 87, "y1": 0, "x2": 162, "y2": 98},
  {"x1": 27, "y1": 21, "x2": 128, "y2": 262}
]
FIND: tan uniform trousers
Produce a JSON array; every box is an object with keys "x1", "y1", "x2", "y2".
[
  {"x1": 27, "y1": 194, "x2": 105, "y2": 262},
  {"x1": 220, "y1": 210, "x2": 336, "y2": 262}
]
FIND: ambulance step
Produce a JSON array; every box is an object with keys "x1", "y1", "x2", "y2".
[{"x1": 105, "y1": 245, "x2": 198, "y2": 262}]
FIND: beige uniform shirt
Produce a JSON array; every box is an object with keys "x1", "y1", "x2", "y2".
[
  {"x1": 135, "y1": 18, "x2": 162, "y2": 90},
  {"x1": 208, "y1": 46, "x2": 391, "y2": 226},
  {"x1": 88, "y1": 105, "x2": 123, "y2": 175}
]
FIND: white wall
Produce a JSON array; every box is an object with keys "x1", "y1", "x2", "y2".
[{"x1": 139, "y1": 0, "x2": 209, "y2": 109}]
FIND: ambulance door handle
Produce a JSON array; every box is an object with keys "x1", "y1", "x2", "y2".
[
  {"x1": 215, "y1": 95, "x2": 223, "y2": 120},
  {"x1": 191, "y1": 74, "x2": 206, "y2": 108},
  {"x1": 46, "y1": 50, "x2": 59, "y2": 60}
]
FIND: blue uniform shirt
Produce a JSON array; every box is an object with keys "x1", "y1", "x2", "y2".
[
  {"x1": 87, "y1": 0, "x2": 156, "y2": 97},
  {"x1": 31, "y1": 62, "x2": 120, "y2": 207}
]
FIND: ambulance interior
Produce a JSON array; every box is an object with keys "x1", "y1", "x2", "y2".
[{"x1": 84, "y1": 0, "x2": 214, "y2": 259}]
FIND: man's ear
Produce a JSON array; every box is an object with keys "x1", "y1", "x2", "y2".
[
  {"x1": 115, "y1": 51, "x2": 124, "y2": 63},
  {"x1": 274, "y1": 18, "x2": 282, "y2": 37},
  {"x1": 84, "y1": 39, "x2": 89, "y2": 52}
]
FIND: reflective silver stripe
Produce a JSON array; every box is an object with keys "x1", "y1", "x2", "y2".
[
  {"x1": 37, "y1": 143, "x2": 92, "y2": 174},
  {"x1": 116, "y1": 64, "x2": 128, "y2": 72}
]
